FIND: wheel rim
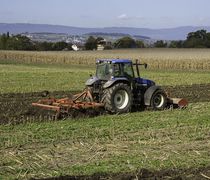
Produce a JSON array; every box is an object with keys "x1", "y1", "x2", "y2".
[
  {"x1": 114, "y1": 90, "x2": 129, "y2": 109},
  {"x1": 153, "y1": 93, "x2": 165, "y2": 108}
]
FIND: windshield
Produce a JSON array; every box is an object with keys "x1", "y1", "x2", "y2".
[
  {"x1": 96, "y1": 62, "x2": 134, "y2": 79},
  {"x1": 96, "y1": 63, "x2": 112, "y2": 79},
  {"x1": 113, "y1": 63, "x2": 134, "y2": 78}
]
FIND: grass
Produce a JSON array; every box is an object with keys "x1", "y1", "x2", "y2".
[
  {"x1": 0, "y1": 102, "x2": 210, "y2": 179},
  {"x1": 0, "y1": 63, "x2": 94, "y2": 93},
  {"x1": 1, "y1": 62, "x2": 210, "y2": 93}
]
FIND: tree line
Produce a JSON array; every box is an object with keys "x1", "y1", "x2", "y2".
[
  {"x1": 85, "y1": 36, "x2": 144, "y2": 50},
  {"x1": 155, "y1": 30, "x2": 210, "y2": 48},
  {"x1": 0, "y1": 29, "x2": 210, "y2": 51},
  {"x1": 85, "y1": 29, "x2": 210, "y2": 49},
  {"x1": 0, "y1": 33, "x2": 73, "y2": 51}
]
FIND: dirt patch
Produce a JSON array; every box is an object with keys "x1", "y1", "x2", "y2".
[
  {"x1": 31, "y1": 166, "x2": 210, "y2": 180},
  {"x1": 163, "y1": 84, "x2": 210, "y2": 103},
  {"x1": 1, "y1": 84, "x2": 210, "y2": 124},
  {"x1": 0, "y1": 91, "x2": 104, "y2": 124}
]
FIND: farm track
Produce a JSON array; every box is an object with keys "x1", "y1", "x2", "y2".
[{"x1": 0, "y1": 84, "x2": 210, "y2": 125}]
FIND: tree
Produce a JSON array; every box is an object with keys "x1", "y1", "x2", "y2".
[
  {"x1": 96, "y1": 37, "x2": 105, "y2": 44},
  {"x1": 35, "y1": 42, "x2": 54, "y2": 51},
  {"x1": 187, "y1": 30, "x2": 207, "y2": 40},
  {"x1": 6, "y1": 32, "x2": 10, "y2": 38},
  {"x1": 0, "y1": 34, "x2": 34, "y2": 50},
  {"x1": 85, "y1": 36, "x2": 97, "y2": 50},
  {"x1": 136, "y1": 40, "x2": 145, "y2": 48},
  {"x1": 184, "y1": 29, "x2": 209, "y2": 48},
  {"x1": 0, "y1": 33, "x2": 9, "y2": 49},
  {"x1": 52, "y1": 41, "x2": 68, "y2": 50},
  {"x1": 9, "y1": 35, "x2": 34, "y2": 50},
  {"x1": 154, "y1": 40, "x2": 167, "y2": 48},
  {"x1": 169, "y1": 40, "x2": 184, "y2": 48},
  {"x1": 206, "y1": 33, "x2": 210, "y2": 48},
  {"x1": 114, "y1": 36, "x2": 136, "y2": 48}
]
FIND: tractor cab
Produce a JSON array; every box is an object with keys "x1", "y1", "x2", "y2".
[
  {"x1": 95, "y1": 59, "x2": 134, "y2": 80},
  {"x1": 87, "y1": 59, "x2": 155, "y2": 88}
]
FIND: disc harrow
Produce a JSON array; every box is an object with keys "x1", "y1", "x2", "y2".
[{"x1": 32, "y1": 89, "x2": 104, "y2": 118}]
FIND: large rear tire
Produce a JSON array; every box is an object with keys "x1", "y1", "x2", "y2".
[{"x1": 101, "y1": 83, "x2": 133, "y2": 113}]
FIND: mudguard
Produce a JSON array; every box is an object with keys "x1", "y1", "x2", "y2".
[
  {"x1": 85, "y1": 76, "x2": 99, "y2": 86},
  {"x1": 144, "y1": 85, "x2": 161, "y2": 106},
  {"x1": 103, "y1": 78, "x2": 130, "y2": 89}
]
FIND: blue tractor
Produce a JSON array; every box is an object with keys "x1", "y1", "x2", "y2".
[
  {"x1": 86, "y1": 59, "x2": 168, "y2": 113},
  {"x1": 32, "y1": 58, "x2": 188, "y2": 117}
]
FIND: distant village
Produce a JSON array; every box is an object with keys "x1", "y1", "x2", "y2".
[
  {"x1": 1, "y1": 29, "x2": 208, "y2": 51},
  {"x1": 21, "y1": 32, "x2": 153, "y2": 51}
]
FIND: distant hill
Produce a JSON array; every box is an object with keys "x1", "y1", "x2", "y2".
[
  {"x1": 1, "y1": 23, "x2": 210, "y2": 40},
  {"x1": 85, "y1": 32, "x2": 131, "y2": 37},
  {"x1": 85, "y1": 32, "x2": 150, "y2": 40}
]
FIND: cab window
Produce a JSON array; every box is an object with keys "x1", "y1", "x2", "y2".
[
  {"x1": 123, "y1": 63, "x2": 134, "y2": 78},
  {"x1": 113, "y1": 64, "x2": 122, "y2": 77}
]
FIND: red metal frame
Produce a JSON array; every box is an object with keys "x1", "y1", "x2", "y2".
[{"x1": 32, "y1": 89, "x2": 104, "y2": 116}]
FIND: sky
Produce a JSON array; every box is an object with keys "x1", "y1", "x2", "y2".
[{"x1": 0, "y1": 0, "x2": 210, "y2": 29}]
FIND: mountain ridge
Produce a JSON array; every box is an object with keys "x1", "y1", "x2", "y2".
[{"x1": 0, "y1": 23, "x2": 210, "y2": 40}]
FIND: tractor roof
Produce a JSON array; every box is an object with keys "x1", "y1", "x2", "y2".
[{"x1": 96, "y1": 59, "x2": 132, "y2": 64}]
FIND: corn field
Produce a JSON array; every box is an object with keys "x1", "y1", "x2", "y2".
[{"x1": 1, "y1": 49, "x2": 210, "y2": 70}]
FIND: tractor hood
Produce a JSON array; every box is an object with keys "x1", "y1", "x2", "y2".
[{"x1": 135, "y1": 77, "x2": 155, "y2": 86}]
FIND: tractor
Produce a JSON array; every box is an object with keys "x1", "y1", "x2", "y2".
[
  {"x1": 85, "y1": 59, "x2": 167, "y2": 113},
  {"x1": 32, "y1": 59, "x2": 188, "y2": 117}
]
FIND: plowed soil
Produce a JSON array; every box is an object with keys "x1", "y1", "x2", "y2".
[
  {"x1": 1, "y1": 84, "x2": 210, "y2": 124},
  {"x1": 163, "y1": 83, "x2": 210, "y2": 103},
  {"x1": 0, "y1": 90, "x2": 105, "y2": 124}
]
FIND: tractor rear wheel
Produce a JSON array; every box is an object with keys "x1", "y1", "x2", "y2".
[
  {"x1": 150, "y1": 89, "x2": 167, "y2": 110},
  {"x1": 101, "y1": 83, "x2": 133, "y2": 113}
]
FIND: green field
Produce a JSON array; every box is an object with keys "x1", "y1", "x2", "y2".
[
  {"x1": 1, "y1": 103, "x2": 210, "y2": 179},
  {"x1": 1, "y1": 63, "x2": 210, "y2": 93},
  {"x1": 0, "y1": 49, "x2": 210, "y2": 179}
]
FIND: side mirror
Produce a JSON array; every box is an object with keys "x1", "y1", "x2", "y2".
[{"x1": 144, "y1": 63, "x2": 148, "y2": 69}]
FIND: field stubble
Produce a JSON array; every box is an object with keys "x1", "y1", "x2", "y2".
[{"x1": 1, "y1": 101, "x2": 210, "y2": 179}]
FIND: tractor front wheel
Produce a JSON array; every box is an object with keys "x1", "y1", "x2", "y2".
[{"x1": 101, "y1": 83, "x2": 133, "y2": 113}]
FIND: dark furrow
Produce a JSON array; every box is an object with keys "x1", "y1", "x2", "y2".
[{"x1": 0, "y1": 84, "x2": 210, "y2": 124}]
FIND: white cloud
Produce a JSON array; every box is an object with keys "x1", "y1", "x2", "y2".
[
  {"x1": 117, "y1": 14, "x2": 128, "y2": 19},
  {"x1": 117, "y1": 14, "x2": 146, "y2": 22}
]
